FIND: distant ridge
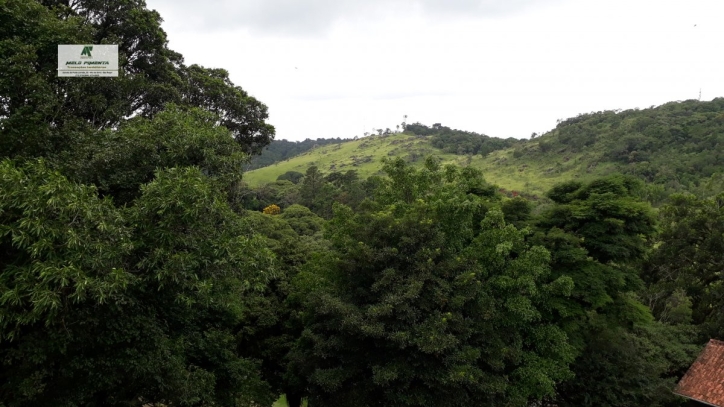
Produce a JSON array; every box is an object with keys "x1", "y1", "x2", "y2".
[{"x1": 245, "y1": 99, "x2": 724, "y2": 203}]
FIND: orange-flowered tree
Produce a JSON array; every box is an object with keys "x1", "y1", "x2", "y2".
[{"x1": 263, "y1": 204, "x2": 281, "y2": 215}]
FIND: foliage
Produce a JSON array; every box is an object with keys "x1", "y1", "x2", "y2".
[
  {"x1": 236, "y1": 180, "x2": 301, "y2": 212},
  {"x1": 553, "y1": 322, "x2": 700, "y2": 407},
  {"x1": 281, "y1": 204, "x2": 325, "y2": 237},
  {"x1": 0, "y1": 0, "x2": 274, "y2": 162},
  {"x1": 277, "y1": 171, "x2": 305, "y2": 184},
  {"x1": 539, "y1": 175, "x2": 656, "y2": 264},
  {"x1": 178, "y1": 64, "x2": 274, "y2": 155},
  {"x1": 236, "y1": 210, "x2": 329, "y2": 407},
  {"x1": 60, "y1": 105, "x2": 247, "y2": 205},
  {"x1": 264, "y1": 204, "x2": 282, "y2": 215},
  {"x1": 501, "y1": 197, "x2": 533, "y2": 229},
  {"x1": 643, "y1": 193, "x2": 724, "y2": 339},
  {"x1": 530, "y1": 176, "x2": 697, "y2": 407},
  {"x1": 404, "y1": 122, "x2": 519, "y2": 157},
  {"x1": 0, "y1": 161, "x2": 277, "y2": 406},
  {"x1": 291, "y1": 158, "x2": 575, "y2": 407},
  {"x1": 246, "y1": 138, "x2": 348, "y2": 171},
  {"x1": 0, "y1": 159, "x2": 132, "y2": 342}
]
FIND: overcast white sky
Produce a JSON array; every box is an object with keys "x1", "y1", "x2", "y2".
[{"x1": 145, "y1": 0, "x2": 723, "y2": 141}]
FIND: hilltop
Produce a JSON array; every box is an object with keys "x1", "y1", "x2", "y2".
[
  {"x1": 244, "y1": 98, "x2": 724, "y2": 201},
  {"x1": 241, "y1": 132, "x2": 600, "y2": 198}
]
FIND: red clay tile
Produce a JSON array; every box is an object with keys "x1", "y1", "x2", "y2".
[{"x1": 675, "y1": 339, "x2": 724, "y2": 407}]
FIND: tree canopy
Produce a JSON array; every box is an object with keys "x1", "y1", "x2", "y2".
[
  {"x1": 0, "y1": 1, "x2": 718, "y2": 406},
  {"x1": 0, "y1": 0, "x2": 274, "y2": 161},
  {"x1": 290, "y1": 158, "x2": 575, "y2": 407}
]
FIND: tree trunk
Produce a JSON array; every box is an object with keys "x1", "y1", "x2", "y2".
[{"x1": 286, "y1": 392, "x2": 303, "y2": 407}]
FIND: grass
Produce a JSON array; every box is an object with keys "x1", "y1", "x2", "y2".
[
  {"x1": 242, "y1": 133, "x2": 458, "y2": 186},
  {"x1": 243, "y1": 133, "x2": 617, "y2": 197},
  {"x1": 272, "y1": 395, "x2": 308, "y2": 407}
]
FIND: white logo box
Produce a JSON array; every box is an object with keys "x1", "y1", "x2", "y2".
[{"x1": 58, "y1": 45, "x2": 118, "y2": 77}]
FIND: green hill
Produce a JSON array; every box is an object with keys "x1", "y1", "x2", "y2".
[
  {"x1": 244, "y1": 98, "x2": 724, "y2": 200},
  {"x1": 244, "y1": 137, "x2": 351, "y2": 171}
]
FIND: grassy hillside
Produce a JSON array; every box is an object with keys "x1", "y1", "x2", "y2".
[
  {"x1": 243, "y1": 133, "x2": 458, "y2": 185},
  {"x1": 244, "y1": 98, "x2": 724, "y2": 199},
  {"x1": 242, "y1": 132, "x2": 604, "y2": 197},
  {"x1": 244, "y1": 137, "x2": 351, "y2": 171}
]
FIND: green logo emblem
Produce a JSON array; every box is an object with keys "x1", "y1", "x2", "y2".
[{"x1": 80, "y1": 45, "x2": 93, "y2": 57}]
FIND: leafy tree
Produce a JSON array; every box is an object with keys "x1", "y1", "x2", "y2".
[
  {"x1": 245, "y1": 138, "x2": 346, "y2": 171},
  {"x1": 235, "y1": 180, "x2": 301, "y2": 212},
  {"x1": 61, "y1": 105, "x2": 247, "y2": 205},
  {"x1": 404, "y1": 122, "x2": 519, "y2": 157},
  {"x1": 0, "y1": 161, "x2": 277, "y2": 406},
  {"x1": 530, "y1": 176, "x2": 697, "y2": 407},
  {"x1": 643, "y1": 192, "x2": 724, "y2": 339},
  {"x1": 0, "y1": 0, "x2": 274, "y2": 161},
  {"x1": 278, "y1": 171, "x2": 305, "y2": 184},
  {"x1": 0, "y1": 1, "x2": 283, "y2": 406},
  {"x1": 0, "y1": 159, "x2": 133, "y2": 343},
  {"x1": 290, "y1": 158, "x2": 575, "y2": 407},
  {"x1": 325, "y1": 170, "x2": 366, "y2": 210},
  {"x1": 501, "y1": 197, "x2": 533, "y2": 229},
  {"x1": 300, "y1": 166, "x2": 324, "y2": 205},
  {"x1": 281, "y1": 204, "x2": 325, "y2": 237},
  {"x1": 538, "y1": 176, "x2": 656, "y2": 264},
  {"x1": 178, "y1": 65, "x2": 274, "y2": 155},
  {"x1": 299, "y1": 166, "x2": 338, "y2": 218},
  {"x1": 264, "y1": 204, "x2": 282, "y2": 215},
  {"x1": 553, "y1": 321, "x2": 699, "y2": 407},
  {"x1": 237, "y1": 209, "x2": 329, "y2": 407}
]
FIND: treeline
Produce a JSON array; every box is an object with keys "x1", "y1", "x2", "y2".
[
  {"x1": 405, "y1": 122, "x2": 520, "y2": 156},
  {"x1": 245, "y1": 138, "x2": 349, "y2": 171}
]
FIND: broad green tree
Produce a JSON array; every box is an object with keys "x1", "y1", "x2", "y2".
[
  {"x1": 0, "y1": 161, "x2": 277, "y2": 406},
  {"x1": 643, "y1": 192, "x2": 724, "y2": 338},
  {"x1": 0, "y1": 0, "x2": 274, "y2": 161},
  {"x1": 61, "y1": 105, "x2": 247, "y2": 205},
  {"x1": 531, "y1": 176, "x2": 698, "y2": 407},
  {"x1": 237, "y1": 207, "x2": 328, "y2": 407},
  {"x1": 277, "y1": 171, "x2": 305, "y2": 184},
  {"x1": 291, "y1": 158, "x2": 575, "y2": 407}
]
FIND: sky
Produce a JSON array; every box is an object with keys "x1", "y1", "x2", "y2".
[{"x1": 144, "y1": 0, "x2": 724, "y2": 141}]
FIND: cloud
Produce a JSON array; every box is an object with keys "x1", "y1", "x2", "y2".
[
  {"x1": 147, "y1": 0, "x2": 565, "y2": 36},
  {"x1": 292, "y1": 89, "x2": 453, "y2": 101}
]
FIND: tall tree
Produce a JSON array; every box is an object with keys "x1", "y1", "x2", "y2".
[
  {"x1": 237, "y1": 207, "x2": 328, "y2": 407},
  {"x1": 290, "y1": 158, "x2": 575, "y2": 407},
  {"x1": 61, "y1": 105, "x2": 248, "y2": 205},
  {"x1": 0, "y1": 161, "x2": 277, "y2": 406},
  {"x1": 0, "y1": 0, "x2": 274, "y2": 161},
  {"x1": 643, "y1": 192, "x2": 724, "y2": 339},
  {"x1": 531, "y1": 176, "x2": 698, "y2": 407}
]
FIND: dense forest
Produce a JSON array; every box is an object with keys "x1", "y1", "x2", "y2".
[
  {"x1": 517, "y1": 100, "x2": 724, "y2": 201},
  {"x1": 1, "y1": 1, "x2": 723, "y2": 407}
]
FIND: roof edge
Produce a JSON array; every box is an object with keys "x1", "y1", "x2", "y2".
[{"x1": 674, "y1": 391, "x2": 724, "y2": 407}]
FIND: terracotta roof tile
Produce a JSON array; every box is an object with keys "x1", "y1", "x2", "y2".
[{"x1": 675, "y1": 339, "x2": 724, "y2": 407}]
